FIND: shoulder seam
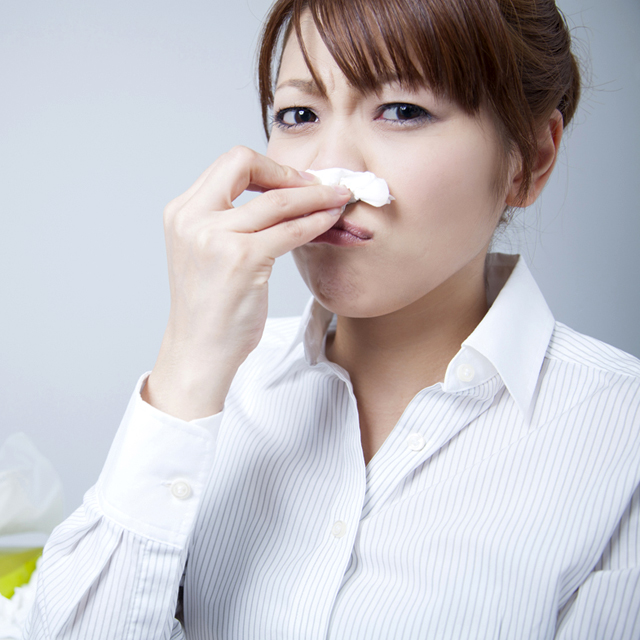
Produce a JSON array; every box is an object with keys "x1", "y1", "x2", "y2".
[{"x1": 545, "y1": 322, "x2": 640, "y2": 382}]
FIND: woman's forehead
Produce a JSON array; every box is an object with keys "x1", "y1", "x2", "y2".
[
  {"x1": 278, "y1": 16, "x2": 348, "y2": 84},
  {"x1": 276, "y1": 22, "x2": 431, "y2": 101}
]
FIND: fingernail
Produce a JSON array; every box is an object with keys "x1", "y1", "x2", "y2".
[
  {"x1": 326, "y1": 207, "x2": 343, "y2": 216},
  {"x1": 298, "y1": 171, "x2": 318, "y2": 182},
  {"x1": 333, "y1": 185, "x2": 351, "y2": 197}
]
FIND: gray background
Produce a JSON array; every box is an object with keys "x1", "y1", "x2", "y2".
[{"x1": 1, "y1": 0, "x2": 638, "y2": 517}]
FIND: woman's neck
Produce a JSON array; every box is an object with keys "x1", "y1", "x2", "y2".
[{"x1": 325, "y1": 252, "x2": 490, "y2": 463}]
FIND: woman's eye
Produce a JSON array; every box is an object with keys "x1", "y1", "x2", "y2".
[
  {"x1": 274, "y1": 107, "x2": 318, "y2": 128},
  {"x1": 379, "y1": 103, "x2": 431, "y2": 123}
]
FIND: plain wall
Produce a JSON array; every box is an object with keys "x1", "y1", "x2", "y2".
[{"x1": 1, "y1": 0, "x2": 638, "y2": 517}]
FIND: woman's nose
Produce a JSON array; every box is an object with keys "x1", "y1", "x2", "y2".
[{"x1": 306, "y1": 123, "x2": 367, "y2": 172}]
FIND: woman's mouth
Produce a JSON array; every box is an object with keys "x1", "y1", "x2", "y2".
[{"x1": 309, "y1": 218, "x2": 373, "y2": 246}]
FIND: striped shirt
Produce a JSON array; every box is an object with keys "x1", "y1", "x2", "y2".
[{"x1": 25, "y1": 254, "x2": 640, "y2": 639}]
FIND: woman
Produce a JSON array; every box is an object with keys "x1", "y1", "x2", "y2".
[{"x1": 26, "y1": 0, "x2": 639, "y2": 638}]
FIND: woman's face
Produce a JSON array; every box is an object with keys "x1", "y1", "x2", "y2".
[{"x1": 266, "y1": 17, "x2": 510, "y2": 319}]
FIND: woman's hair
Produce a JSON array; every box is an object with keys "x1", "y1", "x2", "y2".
[{"x1": 257, "y1": 0, "x2": 581, "y2": 205}]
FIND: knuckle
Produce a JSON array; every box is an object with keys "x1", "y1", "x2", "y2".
[
  {"x1": 163, "y1": 198, "x2": 180, "y2": 224},
  {"x1": 231, "y1": 240, "x2": 252, "y2": 266},
  {"x1": 220, "y1": 238, "x2": 251, "y2": 270},
  {"x1": 168, "y1": 201, "x2": 204, "y2": 240},
  {"x1": 171, "y1": 210, "x2": 192, "y2": 240},
  {"x1": 194, "y1": 227, "x2": 215, "y2": 254},
  {"x1": 194, "y1": 228, "x2": 226, "y2": 261},
  {"x1": 284, "y1": 217, "x2": 306, "y2": 241},
  {"x1": 197, "y1": 229, "x2": 249, "y2": 265},
  {"x1": 265, "y1": 189, "x2": 290, "y2": 211},
  {"x1": 280, "y1": 163, "x2": 297, "y2": 181},
  {"x1": 226, "y1": 145, "x2": 255, "y2": 165}
]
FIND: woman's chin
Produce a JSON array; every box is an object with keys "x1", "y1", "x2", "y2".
[
  {"x1": 293, "y1": 249, "x2": 406, "y2": 319},
  {"x1": 295, "y1": 262, "x2": 364, "y2": 316},
  {"x1": 300, "y1": 271, "x2": 404, "y2": 319},
  {"x1": 306, "y1": 275, "x2": 363, "y2": 316}
]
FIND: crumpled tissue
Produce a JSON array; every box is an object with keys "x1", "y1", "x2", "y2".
[
  {"x1": 0, "y1": 560, "x2": 40, "y2": 640},
  {"x1": 0, "y1": 433, "x2": 63, "y2": 537},
  {"x1": 306, "y1": 168, "x2": 393, "y2": 207},
  {"x1": 0, "y1": 432, "x2": 64, "y2": 640}
]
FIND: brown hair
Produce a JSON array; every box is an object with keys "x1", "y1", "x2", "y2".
[{"x1": 257, "y1": 0, "x2": 581, "y2": 205}]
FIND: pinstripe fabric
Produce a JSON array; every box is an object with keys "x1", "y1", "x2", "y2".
[{"x1": 25, "y1": 254, "x2": 640, "y2": 639}]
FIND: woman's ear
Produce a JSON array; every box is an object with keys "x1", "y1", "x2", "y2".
[{"x1": 506, "y1": 109, "x2": 564, "y2": 208}]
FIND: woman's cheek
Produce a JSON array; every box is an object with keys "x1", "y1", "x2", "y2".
[
  {"x1": 265, "y1": 140, "x2": 288, "y2": 165},
  {"x1": 266, "y1": 136, "x2": 313, "y2": 171}
]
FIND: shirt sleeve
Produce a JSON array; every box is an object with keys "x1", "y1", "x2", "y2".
[
  {"x1": 23, "y1": 374, "x2": 222, "y2": 639},
  {"x1": 555, "y1": 484, "x2": 640, "y2": 639}
]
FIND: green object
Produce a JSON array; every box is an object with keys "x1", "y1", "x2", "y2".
[{"x1": 0, "y1": 547, "x2": 43, "y2": 599}]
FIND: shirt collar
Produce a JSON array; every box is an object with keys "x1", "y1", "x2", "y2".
[
  {"x1": 457, "y1": 253, "x2": 554, "y2": 417},
  {"x1": 286, "y1": 253, "x2": 554, "y2": 418}
]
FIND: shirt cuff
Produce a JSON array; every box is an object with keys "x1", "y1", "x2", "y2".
[{"x1": 96, "y1": 373, "x2": 223, "y2": 548}]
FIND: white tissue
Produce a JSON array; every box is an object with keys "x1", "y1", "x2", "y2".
[
  {"x1": 306, "y1": 168, "x2": 393, "y2": 207},
  {"x1": 0, "y1": 561, "x2": 39, "y2": 640},
  {"x1": 0, "y1": 433, "x2": 63, "y2": 537}
]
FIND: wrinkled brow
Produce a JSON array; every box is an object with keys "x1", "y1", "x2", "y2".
[
  {"x1": 274, "y1": 72, "x2": 419, "y2": 98},
  {"x1": 274, "y1": 79, "x2": 323, "y2": 95}
]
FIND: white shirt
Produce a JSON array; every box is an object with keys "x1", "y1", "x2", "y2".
[{"x1": 25, "y1": 254, "x2": 640, "y2": 640}]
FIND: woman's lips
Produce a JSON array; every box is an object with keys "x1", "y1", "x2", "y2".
[{"x1": 309, "y1": 218, "x2": 373, "y2": 245}]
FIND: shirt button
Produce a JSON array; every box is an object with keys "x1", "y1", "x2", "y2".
[
  {"x1": 170, "y1": 480, "x2": 192, "y2": 500},
  {"x1": 456, "y1": 363, "x2": 476, "y2": 383},
  {"x1": 331, "y1": 521, "x2": 347, "y2": 538},
  {"x1": 406, "y1": 433, "x2": 426, "y2": 451}
]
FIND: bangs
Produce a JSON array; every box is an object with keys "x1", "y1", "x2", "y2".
[{"x1": 258, "y1": 0, "x2": 518, "y2": 138}]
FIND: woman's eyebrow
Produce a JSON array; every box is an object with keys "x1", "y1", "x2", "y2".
[{"x1": 275, "y1": 79, "x2": 322, "y2": 96}]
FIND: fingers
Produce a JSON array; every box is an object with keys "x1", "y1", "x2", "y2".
[
  {"x1": 162, "y1": 146, "x2": 351, "y2": 264},
  {"x1": 189, "y1": 146, "x2": 319, "y2": 211},
  {"x1": 259, "y1": 207, "x2": 344, "y2": 259},
  {"x1": 232, "y1": 184, "x2": 351, "y2": 233}
]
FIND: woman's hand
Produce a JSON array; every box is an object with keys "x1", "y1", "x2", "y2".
[{"x1": 141, "y1": 146, "x2": 351, "y2": 421}]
